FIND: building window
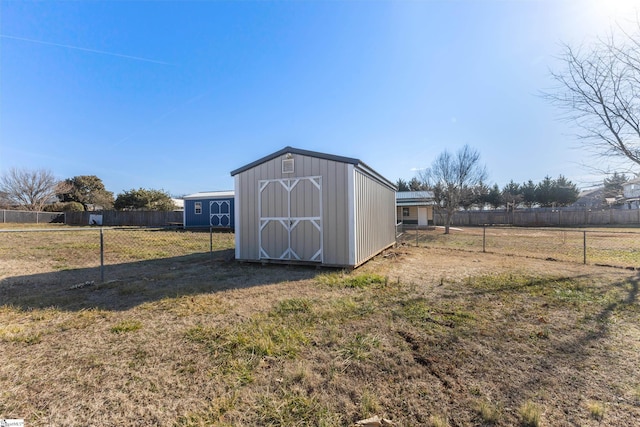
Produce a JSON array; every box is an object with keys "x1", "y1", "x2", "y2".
[
  {"x1": 195, "y1": 202, "x2": 202, "y2": 214},
  {"x1": 403, "y1": 208, "x2": 410, "y2": 217}
]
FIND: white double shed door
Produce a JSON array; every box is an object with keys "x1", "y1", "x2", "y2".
[{"x1": 258, "y1": 176, "x2": 323, "y2": 263}]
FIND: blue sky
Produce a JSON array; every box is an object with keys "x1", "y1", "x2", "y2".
[{"x1": 1, "y1": 0, "x2": 638, "y2": 197}]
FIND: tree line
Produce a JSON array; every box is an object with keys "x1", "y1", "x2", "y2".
[
  {"x1": 396, "y1": 174, "x2": 580, "y2": 209},
  {"x1": 395, "y1": 145, "x2": 584, "y2": 234},
  {"x1": 0, "y1": 169, "x2": 176, "y2": 212}
]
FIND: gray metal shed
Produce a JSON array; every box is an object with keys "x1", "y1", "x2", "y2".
[{"x1": 230, "y1": 146, "x2": 397, "y2": 268}]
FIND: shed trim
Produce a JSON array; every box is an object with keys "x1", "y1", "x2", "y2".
[
  {"x1": 348, "y1": 164, "x2": 356, "y2": 266},
  {"x1": 230, "y1": 146, "x2": 396, "y2": 191},
  {"x1": 210, "y1": 200, "x2": 231, "y2": 227},
  {"x1": 234, "y1": 175, "x2": 241, "y2": 260},
  {"x1": 183, "y1": 190, "x2": 234, "y2": 199},
  {"x1": 353, "y1": 163, "x2": 396, "y2": 193},
  {"x1": 182, "y1": 206, "x2": 186, "y2": 229}
]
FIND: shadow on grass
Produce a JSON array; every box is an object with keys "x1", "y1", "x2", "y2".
[
  {"x1": 496, "y1": 272, "x2": 639, "y2": 419},
  {"x1": 583, "y1": 274, "x2": 638, "y2": 340},
  {"x1": 0, "y1": 248, "x2": 326, "y2": 312}
]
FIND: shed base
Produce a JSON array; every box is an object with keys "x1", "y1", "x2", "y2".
[{"x1": 235, "y1": 241, "x2": 396, "y2": 270}]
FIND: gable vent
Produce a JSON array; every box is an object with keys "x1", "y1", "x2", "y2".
[{"x1": 282, "y1": 158, "x2": 294, "y2": 174}]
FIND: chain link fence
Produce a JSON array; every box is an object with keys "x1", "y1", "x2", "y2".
[
  {"x1": 4, "y1": 224, "x2": 640, "y2": 291},
  {"x1": 397, "y1": 225, "x2": 640, "y2": 268},
  {"x1": 0, "y1": 227, "x2": 234, "y2": 285}
]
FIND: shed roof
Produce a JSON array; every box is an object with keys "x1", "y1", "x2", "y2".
[
  {"x1": 183, "y1": 190, "x2": 234, "y2": 200},
  {"x1": 396, "y1": 191, "x2": 434, "y2": 200},
  {"x1": 230, "y1": 146, "x2": 396, "y2": 190},
  {"x1": 396, "y1": 191, "x2": 436, "y2": 206}
]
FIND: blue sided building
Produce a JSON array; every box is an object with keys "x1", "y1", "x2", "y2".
[{"x1": 182, "y1": 191, "x2": 235, "y2": 229}]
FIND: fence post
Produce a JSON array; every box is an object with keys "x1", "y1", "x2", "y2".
[
  {"x1": 416, "y1": 225, "x2": 419, "y2": 247},
  {"x1": 100, "y1": 228, "x2": 105, "y2": 282},
  {"x1": 583, "y1": 230, "x2": 587, "y2": 265},
  {"x1": 483, "y1": 225, "x2": 486, "y2": 253},
  {"x1": 210, "y1": 227, "x2": 213, "y2": 258}
]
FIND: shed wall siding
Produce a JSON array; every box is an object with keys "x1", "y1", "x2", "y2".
[
  {"x1": 354, "y1": 168, "x2": 396, "y2": 265},
  {"x1": 184, "y1": 198, "x2": 234, "y2": 228},
  {"x1": 183, "y1": 200, "x2": 205, "y2": 227},
  {"x1": 235, "y1": 152, "x2": 351, "y2": 265}
]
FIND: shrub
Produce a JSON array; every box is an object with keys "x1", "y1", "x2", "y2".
[
  {"x1": 44, "y1": 201, "x2": 85, "y2": 212},
  {"x1": 519, "y1": 401, "x2": 541, "y2": 427},
  {"x1": 587, "y1": 401, "x2": 605, "y2": 421},
  {"x1": 110, "y1": 320, "x2": 142, "y2": 334}
]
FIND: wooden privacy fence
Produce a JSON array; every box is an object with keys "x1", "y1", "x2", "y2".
[
  {"x1": 436, "y1": 208, "x2": 640, "y2": 227},
  {"x1": 0, "y1": 209, "x2": 64, "y2": 224},
  {"x1": 65, "y1": 210, "x2": 183, "y2": 227}
]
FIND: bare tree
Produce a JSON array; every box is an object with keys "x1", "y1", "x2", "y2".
[
  {"x1": 419, "y1": 145, "x2": 487, "y2": 234},
  {"x1": 0, "y1": 191, "x2": 10, "y2": 209},
  {"x1": 546, "y1": 20, "x2": 640, "y2": 170},
  {"x1": 0, "y1": 168, "x2": 68, "y2": 211}
]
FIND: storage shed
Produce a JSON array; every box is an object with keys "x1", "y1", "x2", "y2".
[
  {"x1": 182, "y1": 191, "x2": 235, "y2": 229},
  {"x1": 230, "y1": 146, "x2": 397, "y2": 268}
]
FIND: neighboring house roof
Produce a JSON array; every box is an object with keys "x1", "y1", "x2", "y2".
[
  {"x1": 623, "y1": 178, "x2": 640, "y2": 199},
  {"x1": 183, "y1": 191, "x2": 235, "y2": 200},
  {"x1": 171, "y1": 198, "x2": 184, "y2": 209},
  {"x1": 396, "y1": 191, "x2": 435, "y2": 206},
  {"x1": 577, "y1": 187, "x2": 602, "y2": 197},
  {"x1": 572, "y1": 187, "x2": 606, "y2": 208},
  {"x1": 229, "y1": 146, "x2": 396, "y2": 190},
  {"x1": 624, "y1": 176, "x2": 640, "y2": 183}
]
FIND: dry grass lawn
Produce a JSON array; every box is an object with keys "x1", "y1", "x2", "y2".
[{"x1": 1, "y1": 234, "x2": 639, "y2": 426}]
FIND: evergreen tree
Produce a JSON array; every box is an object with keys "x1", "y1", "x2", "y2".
[
  {"x1": 485, "y1": 183, "x2": 503, "y2": 209},
  {"x1": 535, "y1": 176, "x2": 555, "y2": 207},
  {"x1": 502, "y1": 180, "x2": 522, "y2": 210},
  {"x1": 603, "y1": 172, "x2": 628, "y2": 199},
  {"x1": 408, "y1": 177, "x2": 427, "y2": 191},
  {"x1": 114, "y1": 188, "x2": 176, "y2": 211},
  {"x1": 521, "y1": 180, "x2": 537, "y2": 208},
  {"x1": 553, "y1": 175, "x2": 580, "y2": 206},
  {"x1": 395, "y1": 178, "x2": 410, "y2": 192},
  {"x1": 58, "y1": 175, "x2": 114, "y2": 211}
]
